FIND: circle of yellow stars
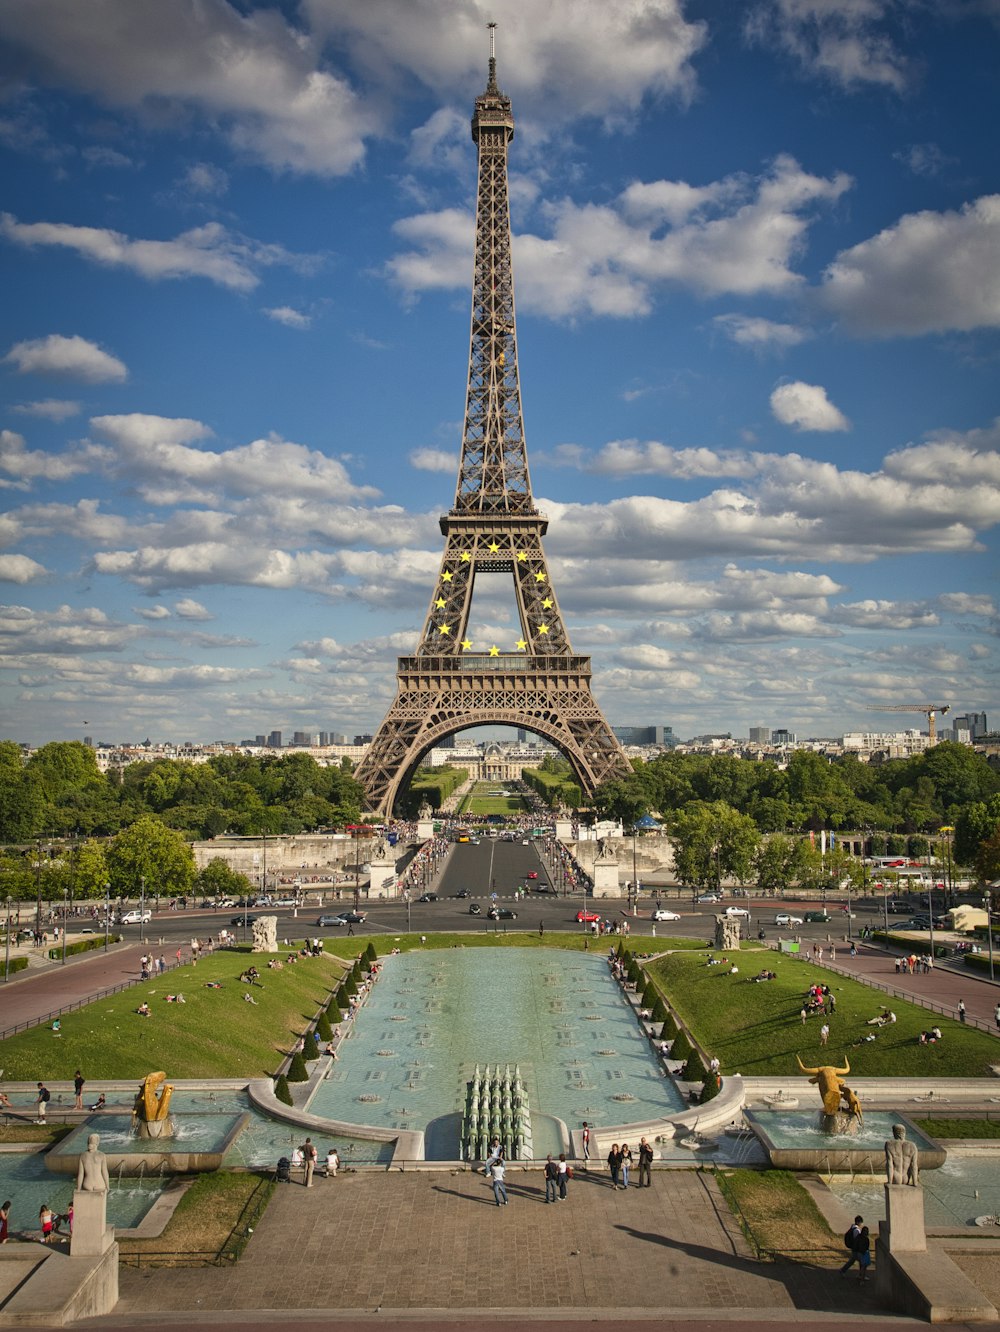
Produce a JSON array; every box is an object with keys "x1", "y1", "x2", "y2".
[{"x1": 431, "y1": 547, "x2": 555, "y2": 652}]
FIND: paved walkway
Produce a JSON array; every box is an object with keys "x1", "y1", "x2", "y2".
[{"x1": 100, "y1": 1167, "x2": 917, "y2": 1326}]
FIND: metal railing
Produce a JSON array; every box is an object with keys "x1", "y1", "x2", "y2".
[
  {"x1": 0, "y1": 958, "x2": 185, "y2": 1042},
  {"x1": 119, "y1": 1172, "x2": 275, "y2": 1269}
]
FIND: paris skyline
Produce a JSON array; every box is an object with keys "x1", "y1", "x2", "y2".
[{"x1": 1, "y1": 0, "x2": 998, "y2": 748}]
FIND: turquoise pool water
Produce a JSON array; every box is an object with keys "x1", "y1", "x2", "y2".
[
  {"x1": 0, "y1": 1152, "x2": 167, "y2": 1239},
  {"x1": 306, "y1": 947, "x2": 686, "y2": 1158},
  {"x1": 828, "y1": 1157, "x2": 1000, "y2": 1228}
]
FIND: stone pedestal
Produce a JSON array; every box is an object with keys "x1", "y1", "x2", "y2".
[
  {"x1": 69, "y1": 1189, "x2": 115, "y2": 1258},
  {"x1": 368, "y1": 858, "x2": 398, "y2": 898},
  {"x1": 592, "y1": 860, "x2": 620, "y2": 898},
  {"x1": 554, "y1": 817, "x2": 574, "y2": 842},
  {"x1": 416, "y1": 819, "x2": 435, "y2": 840},
  {"x1": 882, "y1": 1183, "x2": 926, "y2": 1252},
  {"x1": 251, "y1": 914, "x2": 278, "y2": 953}
]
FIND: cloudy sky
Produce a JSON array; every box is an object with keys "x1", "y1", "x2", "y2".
[{"x1": 1, "y1": 0, "x2": 998, "y2": 748}]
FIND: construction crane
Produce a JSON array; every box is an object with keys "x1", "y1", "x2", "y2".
[{"x1": 865, "y1": 703, "x2": 951, "y2": 742}]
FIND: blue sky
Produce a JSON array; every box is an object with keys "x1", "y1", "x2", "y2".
[{"x1": 0, "y1": 0, "x2": 998, "y2": 748}]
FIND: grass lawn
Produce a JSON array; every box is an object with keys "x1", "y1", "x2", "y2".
[
  {"x1": 118, "y1": 1171, "x2": 272, "y2": 1263},
  {"x1": 457, "y1": 797, "x2": 531, "y2": 816},
  {"x1": 913, "y1": 1117, "x2": 1000, "y2": 1138},
  {"x1": 645, "y1": 947, "x2": 998, "y2": 1078},
  {"x1": 0, "y1": 949, "x2": 348, "y2": 1082},
  {"x1": 715, "y1": 1167, "x2": 841, "y2": 1260}
]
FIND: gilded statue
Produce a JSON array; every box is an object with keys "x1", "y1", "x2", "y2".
[
  {"x1": 796, "y1": 1054, "x2": 851, "y2": 1116},
  {"x1": 133, "y1": 1070, "x2": 173, "y2": 1123}
]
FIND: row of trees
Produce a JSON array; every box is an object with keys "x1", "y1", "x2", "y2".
[{"x1": 0, "y1": 741, "x2": 366, "y2": 842}]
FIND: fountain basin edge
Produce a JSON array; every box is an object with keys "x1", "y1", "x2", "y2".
[
  {"x1": 45, "y1": 1112, "x2": 250, "y2": 1176},
  {"x1": 744, "y1": 1108, "x2": 946, "y2": 1172}
]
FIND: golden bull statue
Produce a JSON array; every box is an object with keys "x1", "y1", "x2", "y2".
[
  {"x1": 133, "y1": 1071, "x2": 174, "y2": 1125},
  {"x1": 795, "y1": 1054, "x2": 862, "y2": 1124}
]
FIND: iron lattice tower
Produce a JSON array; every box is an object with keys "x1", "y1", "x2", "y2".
[{"x1": 355, "y1": 29, "x2": 631, "y2": 816}]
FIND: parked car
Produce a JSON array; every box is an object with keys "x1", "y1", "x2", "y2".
[
  {"x1": 724, "y1": 905, "x2": 750, "y2": 918},
  {"x1": 454, "y1": 889, "x2": 471, "y2": 898},
  {"x1": 576, "y1": 909, "x2": 601, "y2": 923},
  {"x1": 416, "y1": 892, "x2": 438, "y2": 903},
  {"x1": 468, "y1": 903, "x2": 482, "y2": 915},
  {"x1": 774, "y1": 912, "x2": 803, "y2": 927},
  {"x1": 488, "y1": 906, "x2": 517, "y2": 920},
  {"x1": 803, "y1": 911, "x2": 831, "y2": 923},
  {"x1": 652, "y1": 908, "x2": 680, "y2": 921},
  {"x1": 697, "y1": 893, "x2": 720, "y2": 903},
  {"x1": 120, "y1": 909, "x2": 151, "y2": 925}
]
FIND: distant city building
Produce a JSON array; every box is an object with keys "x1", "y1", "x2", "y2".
[
  {"x1": 255, "y1": 735, "x2": 267, "y2": 746},
  {"x1": 292, "y1": 731, "x2": 311, "y2": 746},
  {"x1": 771, "y1": 729, "x2": 795, "y2": 746},
  {"x1": 843, "y1": 730, "x2": 930, "y2": 758},
  {"x1": 612, "y1": 725, "x2": 672, "y2": 746},
  {"x1": 354, "y1": 734, "x2": 373, "y2": 746},
  {"x1": 267, "y1": 730, "x2": 282, "y2": 748},
  {"x1": 749, "y1": 727, "x2": 771, "y2": 744},
  {"x1": 952, "y1": 711, "x2": 988, "y2": 741}
]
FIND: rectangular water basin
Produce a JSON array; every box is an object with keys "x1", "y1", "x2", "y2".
[
  {"x1": 45, "y1": 1112, "x2": 248, "y2": 1175},
  {"x1": 744, "y1": 1108, "x2": 945, "y2": 1172}
]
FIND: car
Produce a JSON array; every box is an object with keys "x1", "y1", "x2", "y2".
[
  {"x1": 724, "y1": 905, "x2": 750, "y2": 917},
  {"x1": 526, "y1": 871, "x2": 538, "y2": 879},
  {"x1": 774, "y1": 912, "x2": 803, "y2": 927},
  {"x1": 230, "y1": 913, "x2": 259, "y2": 925},
  {"x1": 454, "y1": 889, "x2": 471, "y2": 898},
  {"x1": 339, "y1": 911, "x2": 367, "y2": 924},
  {"x1": 416, "y1": 892, "x2": 438, "y2": 903},
  {"x1": 468, "y1": 903, "x2": 482, "y2": 915},
  {"x1": 317, "y1": 914, "x2": 347, "y2": 926},
  {"x1": 576, "y1": 909, "x2": 601, "y2": 923},
  {"x1": 532, "y1": 883, "x2": 554, "y2": 893},
  {"x1": 902, "y1": 916, "x2": 930, "y2": 930},
  {"x1": 120, "y1": 909, "x2": 151, "y2": 925},
  {"x1": 803, "y1": 911, "x2": 831, "y2": 923},
  {"x1": 488, "y1": 906, "x2": 517, "y2": 920},
  {"x1": 697, "y1": 893, "x2": 720, "y2": 903},
  {"x1": 652, "y1": 908, "x2": 680, "y2": 922}
]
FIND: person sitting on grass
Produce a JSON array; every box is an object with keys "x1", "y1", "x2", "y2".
[{"x1": 136, "y1": 1002, "x2": 151, "y2": 1018}]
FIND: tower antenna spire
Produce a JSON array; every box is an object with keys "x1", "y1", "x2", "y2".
[{"x1": 487, "y1": 20, "x2": 498, "y2": 90}]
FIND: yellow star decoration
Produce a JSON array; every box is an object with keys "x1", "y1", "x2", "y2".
[
  {"x1": 538, "y1": 623, "x2": 549, "y2": 634},
  {"x1": 516, "y1": 551, "x2": 528, "y2": 562},
  {"x1": 438, "y1": 624, "x2": 451, "y2": 636},
  {"x1": 515, "y1": 638, "x2": 528, "y2": 651},
  {"x1": 541, "y1": 597, "x2": 553, "y2": 609},
  {"x1": 488, "y1": 644, "x2": 500, "y2": 657},
  {"x1": 435, "y1": 597, "x2": 446, "y2": 609},
  {"x1": 441, "y1": 571, "x2": 453, "y2": 582},
  {"x1": 461, "y1": 638, "x2": 473, "y2": 650},
  {"x1": 460, "y1": 552, "x2": 471, "y2": 562},
  {"x1": 488, "y1": 541, "x2": 500, "y2": 553},
  {"x1": 534, "y1": 571, "x2": 546, "y2": 582}
]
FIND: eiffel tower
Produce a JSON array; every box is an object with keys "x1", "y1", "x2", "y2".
[{"x1": 355, "y1": 27, "x2": 631, "y2": 817}]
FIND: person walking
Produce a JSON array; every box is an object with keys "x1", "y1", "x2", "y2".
[
  {"x1": 995, "y1": 1003, "x2": 1000, "y2": 1031},
  {"x1": 300, "y1": 1137, "x2": 317, "y2": 1187},
  {"x1": 581, "y1": 1121, "x2": 591, "y2": 1164},
  {"x1": 958, "y1": 999, "x2": 967, "y2": 1023},
  {"x1": 73, "y1": 1070, "x2": 85, "y2": 1110},
  {"x1": 638, "y1": 1137, "x2": 654, "y2": 1188},
  {"x1": 820, "y1": 1023, "x2": 830, "y2": 1047},
  {"x1": 620, "y1": 1143, "x2": 633, "y2": 1188},
  {"x1": 35, "y1": 1083, "x2": 50, "y2": 1124},
  {"x1": 544, "y1": 1154, "x2": 559, "y2": 1203},
  {"x1": 490, "y1": 1156, "x2": 508, "y2": 1207},
  {"x1": 607, "y1": 1143, "x2": 622, "y2": 1190},
  {"x1": 839, "y1": 1215, "x2": 864, "y2": 1275},
  {"x1": 557, "y1": 1153, "x2": 570, "y2": 1200},
  {"x1": 856, "y1": 1225, "x2": 872, "y2": 1281}
]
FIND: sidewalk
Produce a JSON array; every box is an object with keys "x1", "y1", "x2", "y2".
[{"x1": 0, "y1": 940, "x2": 166, "y2": 1038}]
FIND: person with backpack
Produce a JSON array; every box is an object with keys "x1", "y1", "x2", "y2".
[
  {"x1": 544, "y1": 1154, "x2": 559, "y2": 1203},
  {"x1": 839, "y1": 1215, "x2": 864, "y2": 1275},
  {"x1": 855, "y1": 1225, "x2": 872, "y2": 1281}
]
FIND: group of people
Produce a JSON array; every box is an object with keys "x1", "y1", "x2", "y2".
[
  {"x1": 895, "y1": 954, "x2": 931, "y2": 975},
  {"x1": 287, "y1": 1137, "x2": 340, "y2": 1185},
  {"x1": 606, "y1": 1139, "x2": 654, "y2": 1189}
]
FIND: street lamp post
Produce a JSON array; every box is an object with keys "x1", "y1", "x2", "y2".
[
  {"x1": 939, "y1": 826, "x2": 954, "y2": 904},
  {"x1": 103, "y1": 885, "x2": 110, "y2": 952},
  {"x1": 986, "y1": 890, "x2": 996, "y2": 983},
  {"x1": 61, "y1": 888, "x2": 68, "y2": 964},
  {"x1": 139, "y1": 875, "x2": 146, "y2": 945},
  {"x1": 4, "y1": 895, "x2": 11, "y2": 982}
]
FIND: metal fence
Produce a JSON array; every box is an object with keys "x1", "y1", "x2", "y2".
[{"x1": 118, "y1": 1172, "x2": 275, "y2": 1269}]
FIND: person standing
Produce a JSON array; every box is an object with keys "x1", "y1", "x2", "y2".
[
  {"x1": 995, "y1": 1003, "x2": 1000, "y2": 1031},
  {"x1": 958, "y1": 999, "x2": 967, "y2": 1023},
  {"x1": 300, "y1": 1137, "x2": 318, "y2": 1187},
  {"x1": 73, "y1": 1070, "x2": 85, "y2": 1110},
  {"x1": 544, "y1": 1154, "x2": 558, "y2": 1203},
  {"x1": 855, "y1": 1225, "x2": 872, "y2": 1281},
  {"x1": 0, "y1": 1200, "x2": 10, "y2": 1244},
  {"x1": 35, "y1": 1083, "x2": 50, "y2": 1124},
  {"x1": 607, "y1": 1143, "x2": 622, "y2": 1190},
  {"x1": 839, "y1": 1215, "x2": 864, "y2": 1275},
  {"x1": 620, "y1": 1143, "x2": 633, "y2": 1188},
  {"x1": 490, "y1": 1156, "x2": 508, "y2": 1207},
  {"x1": 581, "y1": 1121, "x2": 591, "y2": 1165},
  {"x1": 638, "y1": 1137, "x2": 654, "y2": 1188},
  {"x1": 557, "y1": 1153, "x2": 570, "y2": 1200},
  {"x1": 820, "y1": 1023, "x2": 830, "y2": 1047}
]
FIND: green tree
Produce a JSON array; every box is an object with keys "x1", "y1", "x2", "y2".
[
  {"x1": 0, "y1": 740, "x2": 45, "y2": 841},
  {"x1": 955, "y1": 796, "x2": 1000, "y2": 866},
  {"x1": 592, "y1": 776, "x2": 647, "y2": 828},
  {"x1": 670, "y1": 801, "x2": 760, "y2": 894},
  {"x1": 105, "y1": 815, "x2": 195, "y2": 898},
  {"x1": 197, "y1": 858, "x2": 251, "y2": 899}
]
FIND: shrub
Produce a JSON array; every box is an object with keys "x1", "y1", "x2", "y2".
[
  {"x1": 660, "y1": 1013, "x2": 678, "y2": 1041},
  {"x1": 700, "y1": 1073, "x2": 722, "y2": 1103},
  {"x1": 327, "y1": 1001, "x2": 343, "y2": 1025},
  {"x1": 651, "y1": 997, "x2": 667, "y2": 1025},
  {"x1": 286, "y1": 1052, "x2": 309, "y2": 1082},
  {"x1": 336, "y1": 983, "x2": 351, "y2": 1007},
  {"x1": 302, "y1": 1030, "x2": 320, "y2": 1061},
  {"x1": 670, "y1": 1029, "x2": 692, "y2": 1061},
  {"x1": 682, "y1": 1051, "x2": 706, "y2": 1082},
  {"x1": 4, "y1": 956, "x2": 28, "y2": 976},
  {"x1": 315, "y1": 1012, "x2": 332, "y2": 1042},
  {"x1": 343, "y1": 975, "x2": 357, "y2": 997},
  {"x1": 274, "y1": 1074, "x2": 293, "y2": 1105},
  {"x1": 365, "y1": 942, "x2": 378, "y2": 963},
  {"x1": 351, "y1": 961, "x2": 364, "y2": 983}
]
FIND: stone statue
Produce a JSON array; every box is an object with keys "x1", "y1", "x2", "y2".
[
  {"x1": 885, "y1": 1123, "x2": 919, "y2": 1185},
  {"x1": 76, "y1": 1132, "x2": 109, "y2": 1193},
  {"x1": 596, "y1": 836, "x2": 617, "y2": 862},
  {"x1": 796, "y1": 1055, "x2": 851, "y2": 1117},
  {"x1": 252, "y1": 914, "x2": 278, "y2": 953},
  {"x1": 372, "y1": 835, "x2": 390, "y2": 860},
  {"x1": 418, "y1": 798, "x2": 433, "y2": 820},
  {"x1": 714, "y1": 915, "x2": 741, "y2": 951}
]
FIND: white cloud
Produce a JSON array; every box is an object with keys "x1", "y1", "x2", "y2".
[
  {"x1": 12, "y1": 399, "x2": 82, "y2": 421},
  {"x1": 388, "y1": 156, "x2": 850, "y2": 318},
  {"x1": 136, "y1": 605, "x2": 170, "y2": 621},
  {"x1": 819, "y1": 195, "x2": 1000, "y2": 335},
  {"x1": 0, "y1": 0, "x2": 376, "y2": 176},
  {"x1": 0, "y1": 603, "x2": 140, "y2": 653},
  {"x1": 181, "y1": 162, "x2": 229, "y2": 196},
  {"x1": 175, "y1": 598, "x2": 212, "y2": 620},
  {"x1": 0, "y1": 214, "x2": 312, "y2": 293},
  {"x1": 0, "y1": 554, "x2": 48, "y2": 583},
  {"x1": 3, "y1": 333, "x2": 127, "y2": 382},
  {"x1": 770, "y1": 381, "x2": 850, "y2": 432},
  {"x1": 0, "y1": 429, "x2": 102, "y2": 487},
  {"x1": 745, "y1": 0, "x2": 911, "y2": 92},
  {"x1": 584, "y1": 441, "x2": 758, "y2": 479},
  {"x1": 82, "y1": 144, "x2": 133, "y2": 169},
  {"x1": 712, "y1": 313, "x2": 811, "y2": 348},
  {"x1": 263, "y1": 306, "x2": 312, "y2": 329},
  {"x1": 829, "y1": 599, "x2": 940, "y2": 630},
  {"x1": 409, "y1": 447, "x2": 457, "y2": 473}
]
